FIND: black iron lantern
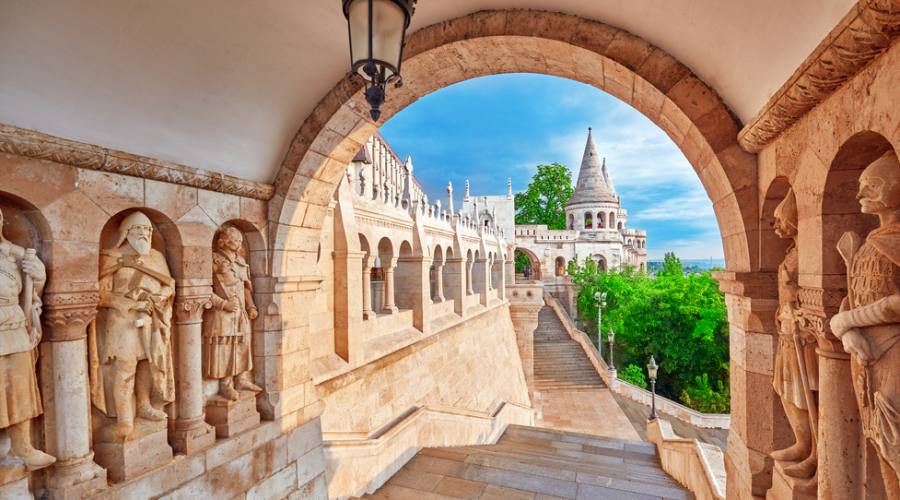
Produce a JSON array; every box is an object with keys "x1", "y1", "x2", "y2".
[{"x1": 342, "y1": 0, "x2": 416, "y2": 121}]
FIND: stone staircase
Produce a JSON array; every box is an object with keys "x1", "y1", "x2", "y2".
[
  {"x1": 361, "y1": 424, "x2": 691, "y2": 499},
  {"x1": 534, "y1": 306, "x2": 606, "y2": 392}
]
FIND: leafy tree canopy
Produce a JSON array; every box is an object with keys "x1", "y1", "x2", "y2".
[
  {"x1": 514, "y1": 163, "x2": 574, "y2": 230},
  {"x1": 569, "y1": 254, "x2": 730, "y2": 412}
]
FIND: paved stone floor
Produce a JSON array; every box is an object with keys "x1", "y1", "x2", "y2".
[
  {"x1": 611, "y1": 394, "x2": 729, "y2": 450},
  {"x1": 538, "y1": 389, "x2": 641, "y2": 441},
  {"x1": 362, "y1": 425, "x2": 691, "y2": 499}
]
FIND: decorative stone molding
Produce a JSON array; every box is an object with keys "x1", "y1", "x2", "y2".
[
  {"x1": 0, "y1": 124, "x2": 275, "y2": 200},
  {"x1": 738, "y1": 0, "x2": 900, "y2": 152},
  {"x1": 42, "y1": 292, "x2": 99, "y2": 342}
]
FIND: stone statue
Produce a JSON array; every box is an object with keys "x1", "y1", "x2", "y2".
[
  {"x1": 0, "y1": 208, "x2": 55, "y2": 470},
  {"x1": 203, "y1": 226, "x2": 262, "y2": 400},
  {"x1": 770, "y1": 189, "x2": 818, "y2": 480},
  {"x1": 90, "y1": 211, "x2": 175, "y2": 442},
  {"x1": 831, "y1": 150, "x2": 900, "y2": 496}
]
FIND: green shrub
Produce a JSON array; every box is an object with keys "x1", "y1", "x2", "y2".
[
  {"x1": 680, "y1": 373, "x2": 730, "y2": 413},
  {"x1": 618, "y1": 364, "x2": 648, "y2": 389}
]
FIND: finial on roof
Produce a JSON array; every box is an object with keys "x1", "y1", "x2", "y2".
[
  {"x1": 507, "y1": 178, "x2": 513, "y2": 199},
  {"x1": 464, "y1": 177, "x2": 470, "y2": 201}
]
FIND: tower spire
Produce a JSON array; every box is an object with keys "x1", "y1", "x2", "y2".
[{"x1": 566, "y1": 128, "x2": 617, "y2": 206}]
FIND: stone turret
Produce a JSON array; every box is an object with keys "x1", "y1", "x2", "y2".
[{"x1": 567, "y1": 128, "x2": 618, "y2": 206}]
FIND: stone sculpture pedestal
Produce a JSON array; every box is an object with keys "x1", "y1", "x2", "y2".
[
  {"x1": 93, "y1": 419, "x2": 173, "y2": 483},
  {"x1": 766, "y1": 463, "x2": 816, "y2": 500},
  {"x1": 205, "y1": 390, "x2": 260, "y2": 438},
  {"x1": 0, "y1": 456, "x2": 29, "y2": 500}
]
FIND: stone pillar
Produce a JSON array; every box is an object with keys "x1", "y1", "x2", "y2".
[
  {"x1": 334, "y1": 250, "x2": 365, "y2": 362},
  {"x1": 362, "y1": 255, "x2": 375, "y2": 319},
  {"x1": 796, "y1": 288, "x2": 863, "y2": 500},
  {"x1": 506, "y1": 258, "x2": 515, "y2": 285},
  {"x1": 506, "y1": 284, "x2": 544, "y2": 405},
  {"x1": 255, "y1": 275, "x2": 325, "y2": 421},
  {"x1": 41, "y1": 292, "x2": 107, "y2": 498},
  {"x1": 716, "y1": 271, "x2": 783, "y2": 499},
  {"x1": 382, "y1": 259, "x2": 399, "y2": 314},
  {"x1": 476, "y1": 258, "x2": 490, "y2": 306},
  {"x1": 171, "y1": 287, "x2": 216, "y2": 455},
  {"x1": 433, "y1": 264, "x2": 445, "y2": 302},
  {"x1": 444, "y1": 257, "x2": 466, "y2": 315},
  {"x1": 466, "y1": 259, "x2": 475, "y2": 295},
  {"x1": 396, "y1": 256, "x2": 432, "y2": 333}
]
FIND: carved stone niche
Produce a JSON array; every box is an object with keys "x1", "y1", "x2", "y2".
[
  {"x1": 0, "y1": 194, "x2": 55, "y2": 498},
  {"x1": 90, "y1": 209, "x2": 178, "y2": 483},
  {"x1": 202, "y1": 222, "x2": 264, "y2": 438}
]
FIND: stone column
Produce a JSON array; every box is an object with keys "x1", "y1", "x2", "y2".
[
  {"x1": 444, "y1": 257, "x2": 466, "y2": 315},
  {"x1": 362, "y1": 255, "x2": 375, "y2": 319},
  {"x1": 796, "y1": 288, "x2": 863, "y2": 500},
  {"x1": 466, "y1": 259, "x2": 475, "y2": 295},
  {"x1": 334, "y1": 250, "x2": 365, "y2": 362},
  {"x1": 396, "y1": 256, "x2": 432, "y2": 333},
  {"x1": 475, "y1": 257, "x2": 490, "y2": 306},
  {"x1": 41, "y1": 292, "x2": 107, "y2": 498},
  {"x1": 382, "y1": 259, "x2": 399, "y2": 314},
  {"x1": 171, "y1": 287, "x2": 216, "y2": 455},
  {"x1": 716, "y1": 271, "x2": 783, "y2": 499},
  {"x1": 433, "y1": 264, "x2": 445, "y2": 302},
  {"x1": 506, "y1": 284, "x2": 544, "y2": 405}
]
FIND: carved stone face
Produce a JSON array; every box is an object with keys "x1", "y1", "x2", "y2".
[
  {"x1": 119, "y1": 211, "x2": 154, "y2": 256},
  {"x1": 773, "y1": 189, "x2": 798, "y2": 239},
  {"x1": 217, "y1": 227, "x2": 243, "y2": 253},
  {"x1": 858, "y1": 151, "x2": 900, "y2": 216},
  {"x1": 127, "y1": 224, "x2": 153, "y2": 256}
]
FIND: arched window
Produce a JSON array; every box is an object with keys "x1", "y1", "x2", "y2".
[
  {"x1": 583, "y1": 212, "x2": 593, "y2": 229},
  {"x1": 597, "y1": 212, "x2": 605, "y2": 228},
  {"x1": 568, "y1": 213, "x2": 574, "y2": 230},
  {"x1": 555, "y1": 256, "x2": 566, "y2": 277}
]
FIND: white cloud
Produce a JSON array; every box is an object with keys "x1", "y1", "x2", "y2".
[{"x1": 632, "y1": 192, "x2": 715, "y2": 224}]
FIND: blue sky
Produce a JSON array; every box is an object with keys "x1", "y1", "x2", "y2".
[{"x1": 379, "y1": 73, "x2": 723, "y2": 260}]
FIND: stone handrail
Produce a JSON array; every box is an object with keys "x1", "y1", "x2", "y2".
[
  {"x1": 542, "y1": 293, "x2": 730, "y2": 429},
  {"x1": 647, "y1": 418, "x2": 726, "y2": 500},
  {"x1": 323, "y1": 401, "x2": 534, "y2": 499}
]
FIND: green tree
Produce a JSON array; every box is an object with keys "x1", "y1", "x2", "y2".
[
  {"x1": 569, "y1": 254, "x2": 730, "y2": 411},
  {"x1": 514, "y1": 163, "x2": 574, "y2": 230},
  {"x1": 618, "y1": 364, "x2": 648, "y2": 389}
]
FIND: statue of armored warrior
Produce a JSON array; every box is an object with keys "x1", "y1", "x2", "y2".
[
  {"x1": 0, "y1": 208, "x2": 55, "y2": 470},
  {"x1": 831, "y1": 150, "x2": 900, "y2": 496},
  {"x1": 770, "y1": 189, "x2": 818, "y2": 480},
  {"x1": 203, "y1": 226, "x2": 262, "y2": 400},
  {"x1": 90, "y1": 211, "x2": 175, "y2": 442}
]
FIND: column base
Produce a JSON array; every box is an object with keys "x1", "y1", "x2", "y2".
[
  {"x1": 766, "y1": 462, "x2": 816, "y2": 500},
  {"x1": 0, "y1": 476, "x2": 28, "y2": 500},
  {"x1": 47, "y1": 454, "x2": 108, "y2": 500},
  {"x1": 206, "y1": 390, "x2": 261, "y2": 438},
  {"x1": 171, "y1": 416, "x2": 216, "y2": 455},
  {"x1": 94, "y1": 419, "x2": 172, "y2": 483},
  {"x1": 382, "y1": 306, "x2": 399, "y2": 314},
  {"x1": 0, "y1": 456, "x2": 26, "y2": 488},
  {"x1": 362, "y1": 310, "x2": 375, "y2": 320}
]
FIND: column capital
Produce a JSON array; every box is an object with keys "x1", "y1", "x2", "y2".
[
  {"x1": 174, "y1": 287, "x2": 213, "y2": 324},
  {"x1": 42, "y1": 291, "x2": 99, "y2": 342}
]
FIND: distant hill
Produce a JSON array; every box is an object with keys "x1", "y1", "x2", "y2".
[{"x1": 647, "y1": 258, "x2": 725, "y2": 275}]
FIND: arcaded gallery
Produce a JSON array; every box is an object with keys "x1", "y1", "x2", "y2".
[{"x1": 1, "y1": 1, "x2": 899, "y2": 499}]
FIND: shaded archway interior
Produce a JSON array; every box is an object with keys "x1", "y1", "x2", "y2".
[{"x1": 272, "y1": 11, "x2": 756, "y2": 279}]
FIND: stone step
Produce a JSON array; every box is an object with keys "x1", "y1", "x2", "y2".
[{"x1": 362, "y1": 424, "x2": 691, "y2": 500}]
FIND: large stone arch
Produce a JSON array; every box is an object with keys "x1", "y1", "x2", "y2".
[{"x1": 269, "y1": 9, "x2": 757, "y2": 277}]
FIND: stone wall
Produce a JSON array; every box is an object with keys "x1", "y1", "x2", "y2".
[
  {"x1": 316, "y1": 302, "x2": 531, "y2": 436},
  {"x1": 0, "y1": 151, "x2": 325, "y2": 499}
]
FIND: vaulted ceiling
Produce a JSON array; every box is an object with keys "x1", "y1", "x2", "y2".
[{"x1": 0, "y1": 0, "x2": 854, "y2": 182}]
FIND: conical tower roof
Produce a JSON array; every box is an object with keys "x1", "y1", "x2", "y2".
[{"x1": 567, "y1": 128, "x2": 618, "y2": 206}]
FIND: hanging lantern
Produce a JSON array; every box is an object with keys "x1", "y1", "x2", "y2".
[{"x1": 342, "y1": 0, "x2": 416, "y2": 121}]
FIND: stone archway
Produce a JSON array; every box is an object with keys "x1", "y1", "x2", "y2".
[
  {"x1": 514, "y1": 247, "x2": 542, "y2": 281},
  {"x1": 268, "y1": 9, "x2": 757, "y2": 279}
]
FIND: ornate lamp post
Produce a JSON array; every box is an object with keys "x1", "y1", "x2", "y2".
[
  {"x1": 647, "y1": 356, "x2": 659, "y2": 421},
  {"x1": 342, "y1": 0, "x2": 416, "y2": 121},
  {"x1": 607, "y1": 328, "x2": 616, "y2": 370},
  {"x1": 593, "y1": 291, "x2": 607, "y2": 353}
]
